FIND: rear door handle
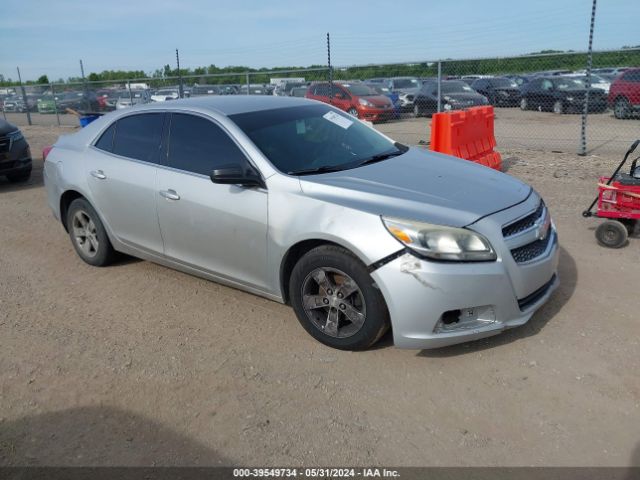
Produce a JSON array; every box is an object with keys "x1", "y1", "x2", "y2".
[
  {"x1": 159, "y1": 189, "x2": 180, "y2": 201},
  {"x1": 90, "y1": 170, "x2": 106, "y2": 180}
]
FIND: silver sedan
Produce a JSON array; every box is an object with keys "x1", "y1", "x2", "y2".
[{"x1": 43, "y1": 96, "x2": 558, "y2": 350}]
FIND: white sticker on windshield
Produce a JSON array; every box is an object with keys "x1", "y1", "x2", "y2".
[{"x1": 323, "y1": 111, "x2": 353, "y2": 129}]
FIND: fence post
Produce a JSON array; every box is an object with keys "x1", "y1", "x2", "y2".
[
  {"x1": 127, "y1": 81, "x2": 133, "y2": 104},
  {"x1": 51, "y1": 83, "x2": 61, "y2": 126},
  {"x1": 246, "y1": 72, "x2": 250, "y2": 95},
  {"x1": 437, "y1": 61, "x2": 442, "y2": 113},
  {"x1": 327, "y1": 32, "x2": 333, "y2": 103},
  {"x1": 579, "y1": 0, "x2": 597, "y2": 156},
  {"x1": 16, "y1": 67, "x2": 32, "y2": 126}
]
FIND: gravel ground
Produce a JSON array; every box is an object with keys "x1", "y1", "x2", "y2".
[{"x1": 0, "y1": 125, "x2": 639, "y2": 467}]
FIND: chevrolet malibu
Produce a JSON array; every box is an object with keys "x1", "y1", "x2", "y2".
[{"x1": 44, "y1": 96, "x2": 559, "y2": 350}]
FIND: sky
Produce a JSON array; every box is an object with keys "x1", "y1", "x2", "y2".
[{"x1": 1, "y1": 0, "x2": 639, "y2": 82}]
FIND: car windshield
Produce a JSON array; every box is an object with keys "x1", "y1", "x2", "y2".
[
  {"x1": 441, "y1": 82, "x2": 474, "y2": 93},
  {"x1": 553, "y1": 78, "x2": 583, "y2": 90},
  {"x1": 157, "y1": 90, "x2": 176, "y2": 95},
  {"x1": 230, "y1": 104, "x2": 405, "y2": 175},
  {"x1": 342, "y1": 84, "x2": 377, "y2": 96},
  {"x1": 569, "y1": 75, "x2": 606, "y2": 84},
  {"x1": 393, "y1": 79, "x2": 420, "y2": 89},
  {"x1": 490, "y1": 78, "x2": 518, "y2": 88}
]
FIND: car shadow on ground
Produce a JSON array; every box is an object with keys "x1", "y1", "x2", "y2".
[
  {"x1": 417, "y1": 245, "x2": 577, "y2": 358},
  {"x1": 0, "y1": 405, "x2": 228, "y2": 466}
]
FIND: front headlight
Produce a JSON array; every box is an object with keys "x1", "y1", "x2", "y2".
[
  {"x1": 358, "y1": 98, "x2": 374, "y2": 107},
  {"x1": 8, "y1": 130, "x2": 24, "y2": 142},
  {"x1": 565, "y1": 96, "x2": 574, "y2": 102},
  {"x1": 382, "y1": 217, "x2": 497, "y2": 261}
]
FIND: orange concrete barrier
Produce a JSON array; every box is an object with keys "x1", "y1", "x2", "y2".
[{"x1": 429, "y1": 106, "x2": 502, "y2": 171}]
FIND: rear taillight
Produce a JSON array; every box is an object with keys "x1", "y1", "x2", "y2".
[{"x1": 42, "y1": 145, "x2": 53, "y2": 161}]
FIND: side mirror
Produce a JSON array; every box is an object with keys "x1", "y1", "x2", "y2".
[{"x1": 210, "y1": 163, "x2": 265, "y2": 188}]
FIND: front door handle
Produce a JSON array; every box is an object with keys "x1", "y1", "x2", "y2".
[
  {"x1": 159, "y1": 189, "x2": 180, "y2": 201},
  {"x1": 90, "y1": 170, "x2": 106, "y2": 180}
]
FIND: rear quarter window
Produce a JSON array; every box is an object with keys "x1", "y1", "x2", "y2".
[{"x1": 94, "y1": 122, "x2": 116, "y2": 152}]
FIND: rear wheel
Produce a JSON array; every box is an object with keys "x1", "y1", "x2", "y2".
[
  {"x1": 66, "y1": 198, "x2": 117, "y2": 266},
  {"x1": 614, "y1": 97, "x2": 630, "y2": 119},
  {"x1": 553, "y1": 100, "x2": 564, "y2": 114},
  {"x1": 520, "y1": 97, "x2": 528, "y2": 110},
  {"x1": 347, "y1": 107, "x2": 359, "y2": 118},
  {"x1": 289, "y1": 245, "x2": 389, "y2": 350},
  {"x1": 595, "y1": 220, "x2": 628, "y2": 248}
]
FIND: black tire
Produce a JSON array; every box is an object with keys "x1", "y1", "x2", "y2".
[
  {"x1": 6, "y1": 169, "x2": 31, "y2": 183},
  {"x1": 614, "y1": 97, "x2": 630, "y2": 119},
  {"x1": 289, "y1": 245, "x2": 390, "y2": 350},
  {"x1": 595, "y1": 220, "x2": 628, "y2": 248},
  {"x1": 66, "y1": 198, "x2": 117, "y2": 266}
]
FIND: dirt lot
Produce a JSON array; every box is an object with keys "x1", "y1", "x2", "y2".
[{"x1": 0, "y1": 125, "x2": 639, "y2": 467}]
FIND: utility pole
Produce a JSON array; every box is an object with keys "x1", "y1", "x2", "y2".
[
  {"x1": 176, "y1": 49, "x2": 184, "y2": 99},
  {"x1": 79, "y1": 59, "x2": 90, "y2": 112},
  {"x1": 327, "y1": 32, "x2": 333, "y2": 102},
  {"x1": 579, "y1": 0, "x2": 597, "y2": 156},
  {"x1": 16, "y1": 67, "x2": 32, "y2": 126}
]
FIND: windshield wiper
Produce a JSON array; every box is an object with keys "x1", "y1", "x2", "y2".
[
  {"x1": 287, "y1": 165, "x2": 347, "y2": 176},
  {"x1": 356, "y1": 143, "x2": 408, "y2": 167}
]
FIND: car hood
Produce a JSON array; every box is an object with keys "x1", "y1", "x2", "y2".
[
  {"x1": 396, "y1": 87, "x2": 421, "y2": 95},
  {"x1": 361, "y1": 95, "x2": 393, "y2": 106},
  {"x1": 298, "y1": 147, "x2": 531, "y2": 227},
  {"x1": 0, "y1": 119, "x2": 19, "y2": 135}
]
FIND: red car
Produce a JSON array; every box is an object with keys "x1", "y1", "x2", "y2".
[
  {"x1": 306, "y1": 82, "x2": 394, "y2": 122},
  {"x1": 608, "y1": 68, "x2": 640, "y2": 119}
]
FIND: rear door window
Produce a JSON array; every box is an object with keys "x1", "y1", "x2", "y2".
[
  {"x1": 94, "y1": 122, "x2": 116, "y2": 152},
  {"x1": 167, "y1": 113, "x2": 248, "y2": 176},
  {"x1": 112, "y1": 113, "x2": 165, "y2": 163}
]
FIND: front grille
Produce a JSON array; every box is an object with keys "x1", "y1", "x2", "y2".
[
  {"x1": 511, "y1": 231, "x2": 554, "y2": 263},
  {"x1": 0, "y1": 136, "x2": 10, "y2": 153},
  {"x1": 502, "y1": 201, "x2": 545, "y2": 237},
  {"x1": 518, "y1": 274, "x2": 556, "y2": 311}
]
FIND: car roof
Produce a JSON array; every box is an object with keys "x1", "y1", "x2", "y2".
[{"x1": 116, "y1": 95, "x2": 314, "y2": 116}]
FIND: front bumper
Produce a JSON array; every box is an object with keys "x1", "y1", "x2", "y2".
[
  {"x1": 358, "y1": 105, "x2": 396, "y2": 122},
  {"x1": 371, "y1": 193, "x2": 560, "y2": 349}
]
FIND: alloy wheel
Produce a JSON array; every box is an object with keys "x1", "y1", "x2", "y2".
[
  {"x1": 300, "y1": 267, "x2": 366, "y2": 338},
  {"x1": 72, "y1": 210, "x2": 100, "y2": 258}
]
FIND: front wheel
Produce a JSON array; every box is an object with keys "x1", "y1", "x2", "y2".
[
  {"x1": 347, "y1": 107, "x2": 359, "y2": 118},
  {"x1": 595, "y1": 220, "x2": 628, "y2": 248},
  {"x1": 289, "y1": 245, "x2": 390, "y2": 350},
  {"x1": 6, "y1": 169, "x2": 31, "y2": 183}
]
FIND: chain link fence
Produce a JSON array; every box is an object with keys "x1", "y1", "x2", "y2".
[{"x1": 1, "y1": 49, "x2": 639, "y2": 156}]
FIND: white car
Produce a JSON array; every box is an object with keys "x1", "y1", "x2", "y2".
[
  {"x1": 564, "y1": 73, "x2": 611, "y2": 94},
  {"x1": 151, "y1": 89, "x2": 179, "y2": 102}
]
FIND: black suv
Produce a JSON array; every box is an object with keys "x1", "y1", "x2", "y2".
[
  {"x1": 413, "y1": 80, "x2": 488, "y2": 117},
  {"x1": 519, "y1": 76, "x2": 608, "y2": 114},
  {"x1": 0, "y1": 120, "x2": 32, "y2": 182},
  {"x1": 471, "y1": 77, "x2": 521, "y2": 107}
]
